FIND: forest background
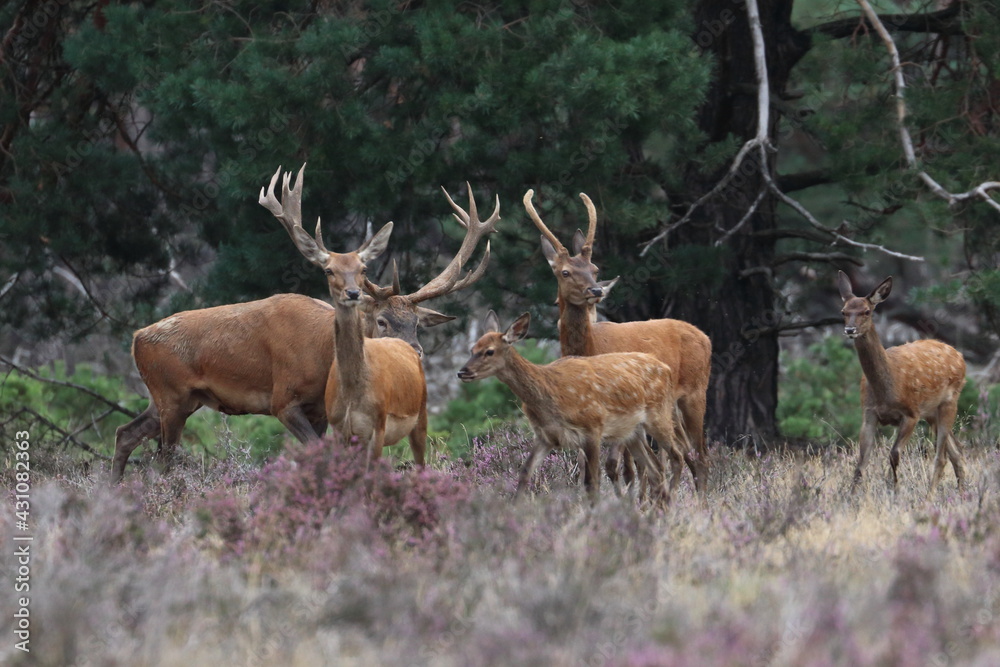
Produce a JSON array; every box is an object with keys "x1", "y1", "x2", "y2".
[{"x1": 2, "y1": 0, "x2": 1000, "y2": 461}]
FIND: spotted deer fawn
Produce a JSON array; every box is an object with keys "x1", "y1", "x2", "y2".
[
  {"x1": 838, "y1": 271, "x2": 966, "y2": 493},
  {"x1": 457, "y1": 311, "x2": 681, "y2": 505},
  {"x1": 524, "y1": 189, "x2": 711, "y2": 494}
]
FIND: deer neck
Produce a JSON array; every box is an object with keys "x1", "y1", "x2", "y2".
[
  {"x1": 853, "y1": 327, "x2": 895, "y2": 401},
  {"x1": 558, "y1": 298, "x2": 596, "y2": 356},
  {"x1": 495, "y1": 351, "x2": 557, "y2": 415},
  {"x1": 333, "y1": 305, "x2": 370, "y2": 394}
]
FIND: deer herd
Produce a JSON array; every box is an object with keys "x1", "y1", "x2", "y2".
[{"x1": 111, "y1": 164, "x2": 970, "y2": 503}]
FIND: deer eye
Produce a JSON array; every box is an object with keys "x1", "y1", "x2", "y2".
[
  {"x1": 360, "y1": 267, "x2": 367, "y2": 275},
  {"x1": 324, "y1": 268, "x2": 333, "y2": 276},
  {"x1": 377, "y1": 319, "x2": 387, "y2": 328},
  {"x1": 561, "y1": 270, "x2": 570, "y2": 277},
  {"x1": 485, "y1": 349, "x2": 495, "y2": 357}
]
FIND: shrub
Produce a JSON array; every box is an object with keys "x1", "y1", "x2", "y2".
[{"x1": 778, "y1": 335, "x2": 862, "y2": 442}]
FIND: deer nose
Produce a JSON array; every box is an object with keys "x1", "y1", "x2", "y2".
[
  {"x1": 844, "y1": 326, "x2": 857, "y2": 337},
  {"x1": 587, "y1": 286, "x2": 604, "y2": 298},
  {"x1": 345, "y1": 288, "x2": 361, "y2": 301}
]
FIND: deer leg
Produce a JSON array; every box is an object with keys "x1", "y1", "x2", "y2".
[
  {"x1": 516, "y1": 438, "x2": 552, "y2": 499},
  {"x1": 111, "y1": 404, "x2": 161, "y2": 483},
  {"x1": 888, "y1": 416, "x2": 918, "y2": 489},
  {"x1": 852, "y1": 411, "x2": 879, "y2": 491},
  {"x1": 604, "y1": 441, "x2": 625, "y2": 497},
  {"x1": 946, "y1": 433, "x2": 966, "y2": 490},
  {"x1": 156, "y1": 402, "x2": 197, "y2": 472},
  {"x1": 309, "y1": 417, "x2": 328, "y2": 439},
  {"x1": 678, "y1": 395, "x2": 708, "y2": 494},
  {"x1": 624, "y1": 432, "x2": 668, "y2": 507},
  {"x1": 581, "y1": 434, "x2": 601, "y2": 504},
  {"x1": 409, "y1": 407, "x2": 428, "y2": 467},
  {"x1": 276, "y1": 404, "x2": 325, "y2": 443},
  {"x1": 932, "y1": 402, "x2": 965, "y2": 493},
  {"x1": 620, "y1": 446, "x2": 636, "y2": 488}
]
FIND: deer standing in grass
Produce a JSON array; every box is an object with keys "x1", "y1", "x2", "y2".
[
  {"x1": 457, "y1": 311, "x2": 680, "y2": 505},
  {"x1": 261, "y1": 165, "x2": 499, "y2": 464},
  {"x1": 837, "y1": 271, "x2": 966, "y2": 493},
  {"x1": 524, "y1": 190, "x2": 712, "y2": 494},
  {"x1": 111, "y1": 170, "x2": 496, "y2": 482}
]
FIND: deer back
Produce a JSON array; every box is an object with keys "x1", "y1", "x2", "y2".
[
  {"x1": 133, "y1": 294, "x2": 334, "y2": 415},
  {"x1": 866, "y1": 339, "x2": 966, "y2": 417},
  {"x1": 587, "y1": 319, "x2": 711, "y2": 396}
]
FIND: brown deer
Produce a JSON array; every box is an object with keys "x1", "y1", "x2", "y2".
[
  {"x1": 260, "y1": 165, "x2": 497, "y2": 463},
  {"x1": 524, "y1": 190, "x2": 712, "y2": 494},
  {"x1": 457, "y1": 311, "x2": 681, "y2": 505},
  {"x1": 837, "y1": 270, "x2": 966, "y2": 493},
  {"x1": 111, "y1": 172, "x2": 496, "y2": 482}
]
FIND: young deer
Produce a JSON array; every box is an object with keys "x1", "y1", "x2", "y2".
[
  {"x1": 838, "y1": 271, "x2": 966, "y2": 493},
  {"x1": 524, "y1": 190, "x2": 711, "y2": 494},
  {"x1": 259, "y1": 165, "x2": 435, "y2": 463},
  {"x1": 457, "y1": 311, "x2": 681, "y2": 505}
]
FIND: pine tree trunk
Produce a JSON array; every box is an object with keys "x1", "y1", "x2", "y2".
[{"x1": 666, "y1": 0, "x2": 809, "y2": 446}]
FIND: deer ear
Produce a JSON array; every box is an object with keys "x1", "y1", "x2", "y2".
[
  {"x1": 836, "y1": 270, "x2": 855, "y2": 303},
  {"x1": 504, "y1": 312, "x2": 531, "y2": 343},
  {"x1": 416, "y1": 307, "x2": 455, "y2": 328},
  {"x1": 597, "y1": 276, "x2": 619, "y2": 299},
  {"x1": 358, "y1": 222, "x2": 393, "y2": 262},
  {"x1": 540, "y1": 236, "x2": 559, "y2": 268},
  {"x1": 869, "y1": 276, "x2": 892, "y2": 305},
  {"x1": 483, "y1": 310, "x2": 501, "y2": 333},
  {"x1": 572, "y1": 228, "x2": 587, "y2": 256}
]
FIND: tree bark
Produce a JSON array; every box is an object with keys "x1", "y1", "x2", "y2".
[{"x1": 664, "y1": 0, "x2": 809, "y2": 446}]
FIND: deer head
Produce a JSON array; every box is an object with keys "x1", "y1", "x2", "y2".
[
  {"x1": 259, "y1": 164, "x2": 392, "y2": 309},
  {"x1": 457, "y1": 310, "x2": 530, "y2": 382},
  {"x1": 837, "y1": 270, "x2": 892, "y2": 339},
  {"x1": 362, "y1": 183, "x2": 500, "y2": 355},
  {"x1": 524, "y1": 190, "x2": 618, "y2": 307}
]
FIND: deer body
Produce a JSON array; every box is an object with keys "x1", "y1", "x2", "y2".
[
  {"x1": 112, "y1": 294, "x2": 334, "y2": 483},
  {"x1": 525, "y1": 190, "x2": 711, "y2": 494},
  {"x1": 326, "y1": 299, "x2": 427, "y2": 460},
  {"x1": 458, "y1": 312, "x2": 679, "y2": 504},
  {"x1": 838, "y1": 271, "x2": 966, "y2": 493}
]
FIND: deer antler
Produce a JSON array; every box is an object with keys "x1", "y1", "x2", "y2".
[
  {"x1": 258, "y1": 164, "x2": 330, "y2": 267},
  {"x1": 523, "y1": 189, "x2": 566, "y2": 253},
  {"x1": 399, "y1": 183, "x2": 500, "y2": 304},
  {"x1": 578, "y1": 193, "x2": 598, "y2": 258}
]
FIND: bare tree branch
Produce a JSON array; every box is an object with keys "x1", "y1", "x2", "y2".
[
  {"x1": 0, "y1": 407, "x2": 111, "y2": 459},
  {"x1": 0, "y1": 355, "x2": 139, "y2": 419},
  {"x1": 856, "y1": 0, "x2": 1000, "y2": 214},
  {"x1": 808, "y1": 2, "x2": 964, "y2": 39},
  {"x1": 641, "y1": 0, "x2": 925, "y2": 264}
]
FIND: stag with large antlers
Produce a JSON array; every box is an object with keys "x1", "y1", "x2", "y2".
[
  {"x1": 259, "y1": 165, "x2": 498, "y2": 463},
  {"x1": 111, "y1": 170, "x2": 497, "y2": 482},
  {"x1": 524, "y1": 189, "x2": 712, "y2": 495},
  {"x1": 458, "y1": 311, "x2": 680, "y2": 505}
]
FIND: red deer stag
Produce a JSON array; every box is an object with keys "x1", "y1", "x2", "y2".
[
  {"x1": 837, "y1": 271, "x2": 966, "y2": 493},
  {"x1": 524, "y1": 190, "x2": 712, "y2": 494},
  {"x1": 458, "y1": 311, "x2": 680, "y2": 505},
  {"x1": 260, "y1": 165, "x2": 497, "y2": 464},
  {"x1": 111, "y1": 171, "x2": 496, "y2": 482}
]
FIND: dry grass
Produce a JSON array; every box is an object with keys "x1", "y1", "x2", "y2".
[{"x1": 3, "y1": 429, "x2": 1000, "y2": 666}]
